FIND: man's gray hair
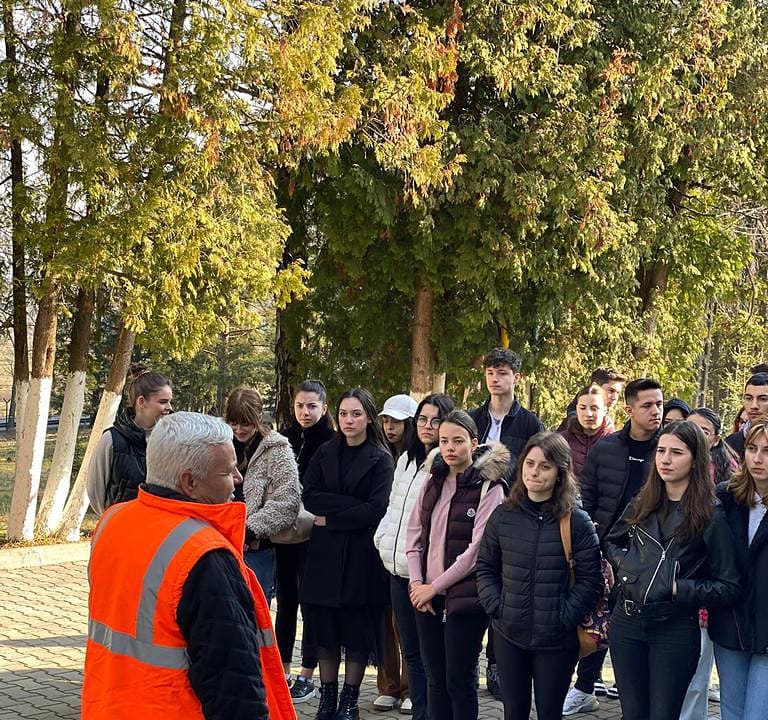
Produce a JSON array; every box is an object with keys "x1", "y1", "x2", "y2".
[{"x1": 146, "y1": 412, "x2": 233, "y2": 491}]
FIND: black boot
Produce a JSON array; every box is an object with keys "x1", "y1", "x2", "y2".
[
  {"x1": 333, "y1": 683, "x2": 360, "y2": 720},
  {"x1": 315, "y1": 681, "x2": 338, "y2": 720}
]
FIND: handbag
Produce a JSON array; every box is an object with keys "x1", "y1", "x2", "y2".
[
  {"x1": 559, "y1": 512, "x2": 614, "y2": 658},
  {"x1": 270, "y1": 501, "x2": 315, "y2": 544}
]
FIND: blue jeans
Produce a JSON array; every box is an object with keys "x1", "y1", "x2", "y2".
[
  {"x1": 715, "y1": 643, "x2": 768, "y2": 720},
  {"x1": 679, "y1": 628, "x2": 714, "y2": 720},
  {"x1": 390, "y1": 574, "x2": 428, "y2": 720},
  {"x1": 244, "y1": 547, "x2": 275, "y2": 604}
]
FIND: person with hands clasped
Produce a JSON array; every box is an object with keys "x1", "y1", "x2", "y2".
[
  {"x1": 476, "y1": 432, "x2": 603, "y2": 720},
  {"x1": 300, "y1": 388, "x2": 394, "y2": 720},
  {"x1": 605, "y1": 421, "x2": 741, "y2": 720},
  {"x1": 406, "y1": 410, "x2": 508, "y2": 720}
]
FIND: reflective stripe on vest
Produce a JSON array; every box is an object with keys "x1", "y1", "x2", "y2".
[{"x1": 88, "y1": 515, "x2": 274, "y2": 668}]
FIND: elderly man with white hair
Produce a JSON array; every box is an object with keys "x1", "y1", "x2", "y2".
[{"x1": 82, "y1": 411, "x2": 296, "y2": 720}]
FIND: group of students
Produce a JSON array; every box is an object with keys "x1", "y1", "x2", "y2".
[{"x1": 86, "y1": 354, "x2": 768, "y2": 720}]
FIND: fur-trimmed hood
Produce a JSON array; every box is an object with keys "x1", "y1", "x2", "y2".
[{"x1": 424, "y1": 441, "x2": 512, "y2": 491}]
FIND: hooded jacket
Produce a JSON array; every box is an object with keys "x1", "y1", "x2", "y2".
[{"x1": 414, "y1": 442, "x2": 510, "y2": 615}]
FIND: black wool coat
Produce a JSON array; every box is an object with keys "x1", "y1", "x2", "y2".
[
  {"x1": 476, "y1": 497, "x2": 603, "y2": 651},
  {"x1": 300, "y1": 435, "x2": 394, "y2": 608}
]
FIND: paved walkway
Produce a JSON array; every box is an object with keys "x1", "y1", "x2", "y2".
[{"x1": 0, "y1": 560, "x2": 720, "y2": 719}]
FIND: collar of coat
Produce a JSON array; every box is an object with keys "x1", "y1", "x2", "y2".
[{"x1": 423, "y1": 441, "x2": 511, "y2": 491}]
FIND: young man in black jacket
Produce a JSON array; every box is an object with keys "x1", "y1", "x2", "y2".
[
  {"x1": 468, "y1": 347, "x2": 544, "y2": 700},
  {"x1": 726, "y1": 372, "x2": 768, "y2": 460},
  {"x1": 563, "y1": 378, "x2": 664, "y2": 715}
]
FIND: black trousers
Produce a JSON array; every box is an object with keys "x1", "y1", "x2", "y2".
[
  {"x1": 610, "y1": 608, "x2": 700, "y2": 720},
  {"x1": 574, "y1": 647, "x2": 608, "y2": 693},
  {"x1": 495, "y1": 630, "x2": 579, "y2": 720},
  {"x1": 274, "y1": 541, "x2": 317, "y2": 668},
  {"x1": 414, "y1": 597, "x2": 487, "y2": 720}
]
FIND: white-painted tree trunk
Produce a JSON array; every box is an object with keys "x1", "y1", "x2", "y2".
[
  {"x1": 56, "y1": 389, "x2": 121, "y2": 541},
  {"x1": 13, "y1": 378, "x2": 29, "y2": 430},
  {"x1": 7, "y1": 376, "x2": 53, "y2": 540},
  {"x1": 36, "y1": 371, "x2": 87, "y2": 534}
]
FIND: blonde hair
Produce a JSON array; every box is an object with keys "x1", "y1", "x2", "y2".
[{"x1": 728, "y1": 420, "x2": 768, "y2": 507}]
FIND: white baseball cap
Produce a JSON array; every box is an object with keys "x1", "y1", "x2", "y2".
[{"x1": 379, "y1": 394, "x2": 418, "y2": 421}]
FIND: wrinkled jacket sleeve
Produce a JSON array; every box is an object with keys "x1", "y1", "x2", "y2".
[
  {"x1": 86, "y1": 432, "x2": 113, "y2": 515},
  {"x1": 245, "y1": 443, "x2": 300, "y2": 539},
  {"x1": 325, "y1": 454, "x2": 394, "y2": 532},
  {"x1": 177, "y1": 550, "x2": 270, "y2": 720},
  {"x1": 561, "y1": 510, "x2": 603, "y2": 629},
  {"x1": 675, "y1": 507, "x2": 741, "y2": 608},
  {"x1": 603, "y1": 502, "x2": 633, "y2": 572},
  {"x1": 580, "y1": 446, "x2": 599, "y2": 521},
  {"x1": 476, "y1": 506, "x2": 503, "y2": 619}
]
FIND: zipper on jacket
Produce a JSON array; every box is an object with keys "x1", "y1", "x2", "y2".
[
  {"x1": 638, "y1": 527, "x2": 675, "y2": 604},
  {"x1": 732, "y1": 607, "x2": 746, "y2": 651},
  {"x1": 529, "y1": 514, "x2": 544, "y2": 646},
  {"x1": 442, "y1": 608, "x2": 447, "y2": 624}
]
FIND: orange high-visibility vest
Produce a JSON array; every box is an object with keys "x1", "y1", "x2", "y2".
[{"x1": 82, "y1": 488, "x2": 295, "y2": 720}]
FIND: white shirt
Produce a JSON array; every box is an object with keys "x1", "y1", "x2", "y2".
[
  {"x1": 486, "y1": 413, "x2": 503, "y2": 442},
  {"x1": 748, "y1": 492, "x2": 768, "y2": 545}
]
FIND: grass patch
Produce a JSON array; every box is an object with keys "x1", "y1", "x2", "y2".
[{"x1": 0, "y1": 431, "x2": 98, "y2": 545}]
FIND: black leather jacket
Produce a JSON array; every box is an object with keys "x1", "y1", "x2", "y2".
[{"x1": 605, "y1": 499, "x2": 740, "y2": 618}]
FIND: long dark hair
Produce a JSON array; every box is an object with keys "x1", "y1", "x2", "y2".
[
  {"x1": 506, "y1": 432, "x2": 578, "y2": 519},
  {"x1": 690, "y1": 407, "x2": 739, "y2": 485},
  {"x1": 629, "y1": 421, "x2": 714, "y2": 542},
  {"x1": 728, "y1": 420, "x2": 768, "y2": 508},
  {"x1": 335, "y1": 387, "x2": 389, "y2": 454},
  {"x1": 384, "y1": 418, "x2": 416, "y2": 462},
  {"x1": 406, "y1": 393, "x2": 455, "y2": 468}
]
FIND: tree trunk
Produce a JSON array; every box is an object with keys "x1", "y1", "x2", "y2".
[
  {"x1": 274, "y1": 302, "x2": 302, "y2": 429},
  {"x1": 7, "y1": 282, "x2": 59, "y2": 540},
  {"x1": 36, "y1": 288, "x2": 95, "y2": 533},
  {"x1": 410, "y1": 284, "x2": 434, "y2": 401},
  {"x1": 4, "y1": 0, "x2": 29, "y2": 432},
  {"x1": 57, "y1": 322, "x2": 135, "y2": 540},
  {"x1": 631, "y1": 259, "x2": 670, "y2": 360},
  {"x1": 696, "y1": 302, "x2": 713, "y2": 407},
  {"x1": 432, "y1": 372, "x2": 446, "y2": 394}
]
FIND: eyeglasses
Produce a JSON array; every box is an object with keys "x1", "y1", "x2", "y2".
[{"x1": 416, "y1": 415, "x2": 441, "y2": 429}]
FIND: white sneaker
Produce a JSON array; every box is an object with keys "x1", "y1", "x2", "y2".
[
  {"x1": 399, "y1": 698, "x2": 412, "y2": 715},
  {"x1": 373, "y1": 695, "x2": 398, "y2": 711},
  {"x1": 562, "y1": 688, "x2": 600, "y2": 715},
  {"x1": 708, "y1": 686, "x2": 721, "y2": 703}
]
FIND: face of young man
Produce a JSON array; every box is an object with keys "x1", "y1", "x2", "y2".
[
  {"x1": 601, "y1": 381, "x2": 623, "y2": 410},
  {"x1": 485, "y1": 364, "x2": 519, "y2": 398},
  {"x1": 626, "y1": 389, "x2": 664, "y2": 437},
  {"x1": 743, "y1": 384, "x2": 768, "y2": 424}
]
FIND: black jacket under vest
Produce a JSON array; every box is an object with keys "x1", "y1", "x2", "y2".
[
  {"x1": 418, "y1": 442, "x2": 510, "y2": 616},
  {"x1": 709, "y1": 482, "x2": 768, "y2": 654},
  {"x1": 106, "y1": 409, "x2": 148, "y2": 508},
  {"x1": 477, "y1": 497, "x2": 602, "y2": 650},
  {"x1": 580, "y1": 422, "x2": 662, "y2": 542},
  {"x1": 468, "y1": 398, "x2": 544, "y2": 473}
]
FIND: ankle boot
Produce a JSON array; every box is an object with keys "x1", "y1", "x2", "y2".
[
  {"x1": 333, "y1": 683, "x2": 360, "y2": 720},
  {"x1": 315, "y1": 681, "x2": 338, "y2": 720}
]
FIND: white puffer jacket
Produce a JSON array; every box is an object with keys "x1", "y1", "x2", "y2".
[{"x1": 374, "y1": 451, "x2": 430, "y2": 578}]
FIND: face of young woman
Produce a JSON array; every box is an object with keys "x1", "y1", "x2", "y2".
[
  {"x1": 576, "y1": 393, "x2": 606, "y2": 434},
  {"x1": 522, "y1": 446, "x2": 559, "y2": 502},
  {"x1": 655, "y1": 433, "x2": 694, "y2": 489},
  {"x1": 416, "y1": 403, "x2": 441, "y2": 447},
  {"x1": 381, "y1": 416, "x2": 405, "y2": 445},
  {"x1": 228, "y1": 420, "x2": 258, "y2": 444},
  {"x1": 294, "y1": 391, "x2": 327, "y2": 429},
  {"x1": 688, "y1": 414, "x2": 718, "y2": 450},
  {"x1": 135, "y1": 385, "x2": 173, "y2": 428},
  {"x1": 663, "y1": 408, "x2": 687, "y2": 428},
  {"x1": 338, "y1": 397, "x2": 369, "y2": 445},
  {"x1": 745, "y1": 431, "x2": 768, "y2": 487},
  {"x1": 438, "y1": 422, "x2": 477, "y2": 472}
]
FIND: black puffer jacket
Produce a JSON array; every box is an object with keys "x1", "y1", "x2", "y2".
[
  {"x1": 580, "y1": 422, "x2": 661, "y2": 541},
  {"x1": 107, "y1": 409, "x2": 147, "y2": 507},
  {"x1": 469, "y1": 398, "x2": 544, "y2": 471},
  {"x1": 476, "y1": 497, "x2": 603, "y2": 650},
  {"x1": 605, "y1": 498, "x2": 740, "y2": 618},
  {"x1": 709, "y1": 483, "x2": 768, "y2": 654}
]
